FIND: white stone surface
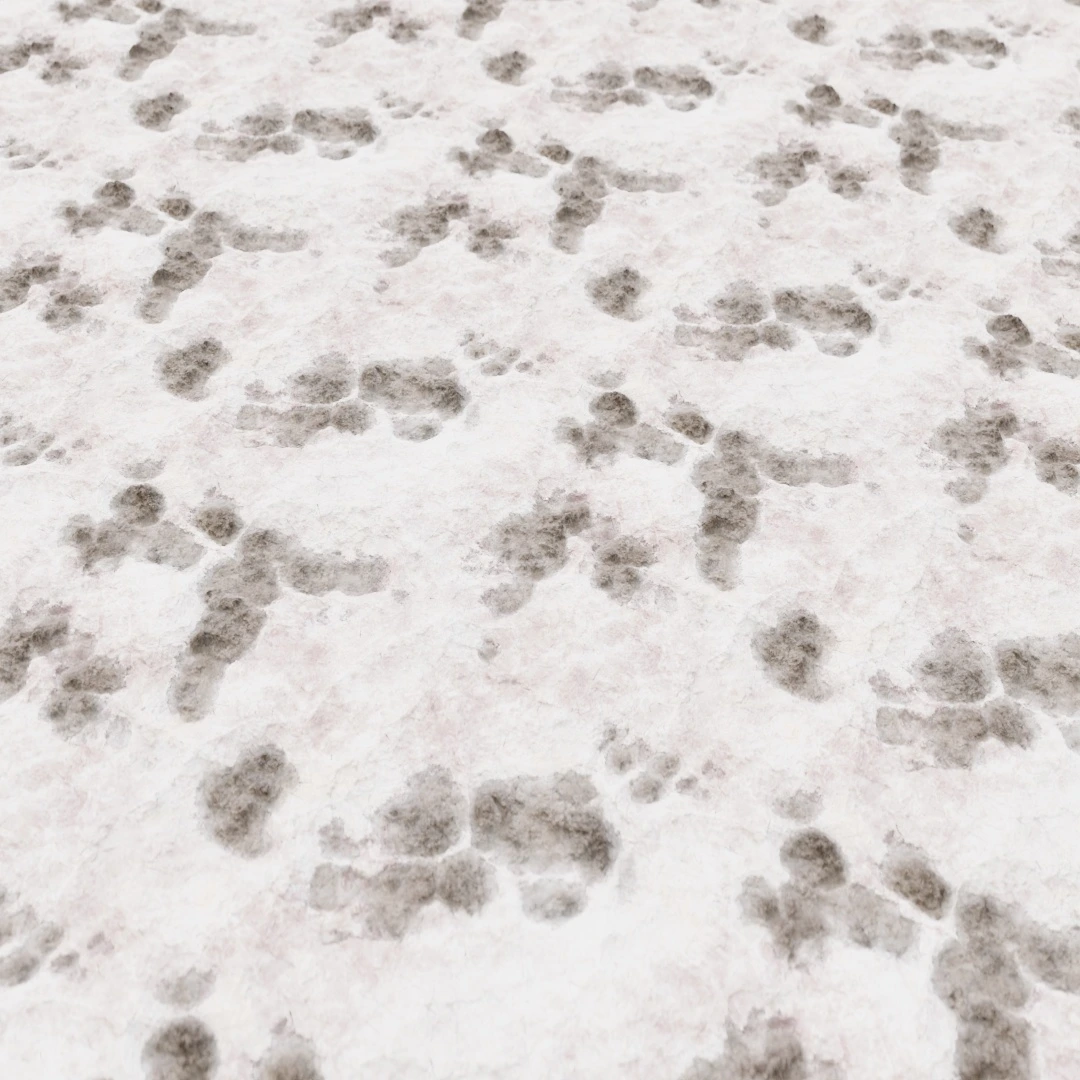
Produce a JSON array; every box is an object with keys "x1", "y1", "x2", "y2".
[{"x1": 2, "y1": 1, "x2": 1080, "y2": 1078}]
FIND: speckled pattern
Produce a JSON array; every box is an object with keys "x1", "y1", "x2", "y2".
[{"x1": 3, "y1": 1, "x2": 1080, "y2": 1078}]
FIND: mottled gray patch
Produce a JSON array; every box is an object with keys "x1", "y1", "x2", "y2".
[
  {"x1": 883, "y1": 845, "x2": 951, "y2": 917},
  {"x1": 458, "y1": 0, "x2": 503, "y2": 39},
  {"x1": 359, "y1": 360, "x2": 466, "y2": 417},
  {"x1": 915, "y1": 629, "x2": 994, "y2": 703},
  {"x1": 789, "y1": 14, "x2": 830, "y2": 44},
  {"x1": 142, "y1": 1017, "x2": 219, "y2": 1080},
  {"x1": 471, "y1": 772, "x2": 619, "y2": 880},
  {"x1": 585, "y1": 266, "x2": 649, "y2": 320},
  {"x1": 931, "y1": 404, "x2": 1018, "y2": 499},
  {"x1": 0, "y1": 605, "x2": 70, "y2": 701},
  {"x1": 376, "y1": 766, "x2": 467, "y2": 858},
  {"x1": 133, "y1": 91, "x2": 189, "y2": 131},
  {"x1": 436, "y1": 851, "x2": 496, "y2": 914},
  {"x1": 665, "y1": 407, "x2": 714, "y2": 443},
  {"x1": 193, "y1": 502, "x2": 243, "y2": 545},
  {"x1": 755, "y1": 447, "x2": 856, "y2": 487},
  {"x1": 779, "y1": 828, "x2": 846, "y2": 889},
  {"x1": 950, "y1": 207, "x2": 1005, "y2": 251},
  {"x1": 995, "y1": 633, "x2": 1080, "y2": 715},
  {"x1": 358, "y1": 862, "x2": 438, "y2": 938},
  {"x1": 772, "y1": 286, "x2": 874, "y2": 339},
  {"x1": 291, "y1": 107, "x2": 377, "y2": 146},
  {"x1": 156, "y1": 968, "x2": 216, "y2": 1008},
  {"x1": 483, "y1": 50, "x2": 531, "y2": 84},
  {"x1": 839, "y1": 883, "x2": 916, "y2": 955},
  {"x1": 752, "y1": 610, "x2": 833, "y2": 700},
  {"x1": 1034, "y1": 438, "x2": 1080, "y2": 494},
  {"x1": 488, "y1": 496, "x2": 590, "y2": 584},
  {"x1": 591, "y1": 535, "x2": 656, "y2": 603},
  {"x1": 200, "y1": 744, "x2": 295, "y2": 856},
  {"x1": 520, "y1": 878, "x2": 587, "y2": 921},
  {"x1": 680, "y1": 1013, "x2": 806, "y2": 1080},
  {"x1": 740, "y1": 877, "x2": 828, "y2": 960},
  {"x1": 157, "y1": 338, "x2": 231, "y2": 399}
]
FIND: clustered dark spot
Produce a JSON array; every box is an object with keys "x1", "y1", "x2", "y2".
[
  {"x1": 193, "y1": 501, "x2": 244, "y2": 545},
  {"x1": 0, "y1": 254, "x2": 102, "y2": 331},
  {"x1": 586, "y1": 265, "x2": 649, "y2": 320},
  {"x1": 995, "y1": 633, "x2": 1080, "y2": 716},
  {"x1": 632, "y1": 65, "x2": 714, "y2": 107},
  {"x1": 600, "y1": 728, "x2": 684, "y2": 804},
  {"x1": 883, "y1": 844, "x2": 952, "y2": 918},
  {"x1": 891, "y1": 109, "x2": 941, "y2": 190},
  {"x1": 157, "y1": 338, "x2": 231, "y2": 400},
  {"x1": 752, "y1": 611, "x2": 834, "y2": 700},
  {"x1": 789, "y1": 14, "x2": 830, "y2": 44},
  {"x1": 780, "y1": 828, "x2": 846, "y2": 889},
  {"x1": 930, "y1": 402, "x2": 1018, "y2": 502},
  {"x1": 679, "y1": 1013, "x2": 807, "y2": 1080},
  {"x1": 133, "y1": 91, "x2": 190, "y2": 131},
  {"x1": 964, "y1": 311, "x2": 1080, "y2": 382},
  {"x1": 551, "y1": 64, "x2": 648, "y2": 112},
  {"x1": 665, "y1": 407, "x2": 714, "y2": 444},
  {"x1": 751, "y1": 143, "x2": 821, "y2": 204},
  {"x1": 309, "y1": 765, "x2": 505, "y2": 936},
  {"x1": 140, "y1": 210, "x2": 306, "y2": 323},
  {"x1": 458, "y1": 0, "x2": 503, "y2": 39},
  {"x1": 483, "y1": 50, "x2": 532, "y2": 84},
  {"x1": 1033, "y1": 437, "x2": 1080, "y2": 495},
  {"x1": 784, "y1": 84, "x2": 882, "y2": 147},
  {"x1": 551, "y1": 61, "x2": 715, "y2": 113},
  {"x1": 874, "y1": 627, "x2": 1036, "y2": 766},
  {"x1": 0, "y1": 412, "x2": 57, "y2": 466},
  {"x1": 742, "y1": 829, "x2": 915, "y2": 961},
  {"x1": 0, "y1": 886, "x2": 64, "y2": 988},
  {"x1": 256, "y1": 1039, "x2": 325, "y2": 1080},
  {"x1": 0, "y1": 36, "x2": 84, "y2": 83},
  {"x1": 201, "y1": 744, "x2": 295, "y2": 856},
  {"x1": 63, "y1": 483, "x2": 203, "y2": 572},
  {"x1": 197, "y1": 106, "x2": 378, "y2": 161},
  {"x1": 142, "y1": 1017, "x2": 219, "y2": 1080},
  {"x1": 317, "y1": 2, "x2": 419, "y2": 47},
  {"x1": 237, "y1": 354, "x2": 378, "y2": 446},
  {"x1": 0, "y1": 605, "x2": 70, "y2": 703},
  {"x1": 877, "y1": 700, "x2": 1035, "y2": 768},
  {"x1": 548, "y1": 154, "x2": 681, "y2": 253},
  {"x1": 43, "y1": 653, "x2": 126, "y2": 737},
  {"x1": 591, "y1": 535, "x2": 657, "y2": 603},
  {"x1": 916, "y1": 629, "x2": 995, "y2": 703},
  {"x1": 861, "y1": 25, "x2": 1007, "y2": 70},
  {"x1": 451, "y1": 126, "x2": 547, "y2": 181},
  {"x1": 950, "y1": 207, "x2": 1005, "y2": 252},
  {"x1": 927, "y1": 887, "x2": 1080, "y2": 1080},
  {"x1": 689, "y1": 429, "x2": 855, "y2": 589},
  {"x1": 376, "y1": 766, "x2": 467, "y2": 857},
  {"x1": 171, "y1": 526, "x2": 387, "y2": 718},
  {"x1": 0, "y1": 255, "x2": 60, "y2": 315},
  {"x1": 676, "y1": 282, "x2": 798, "y2": 360},
  {"x1": 383, "y1": 195, "x2": 471, "y2": 265},
  {"x1": 557, "y1": 388, "x2": 685, "y2": 467},
  {"x1": 358, "y1": 358, "x2": 467, "y2": 437},
  {"x1": 471, "y1": 772, "x2": 619, "y2": 887},
  {"x1": 59, "y1": 0, "x2": 137, "y2": 24},
  {"x1": 482, "y1": 494, "x2": 591, "y2": 614},
  {"x1": 466, "y1": 217, "x2": 517, "y2": 260},
  {"x1": 772, "y1": 285, "x2": 875, "y2": 354},
  {"x1": 159, "y1": 196, "x2": 195, "y2": 220},
  {"x1": 120, "y1": 8, "x2": 254, "y2": 81}
]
